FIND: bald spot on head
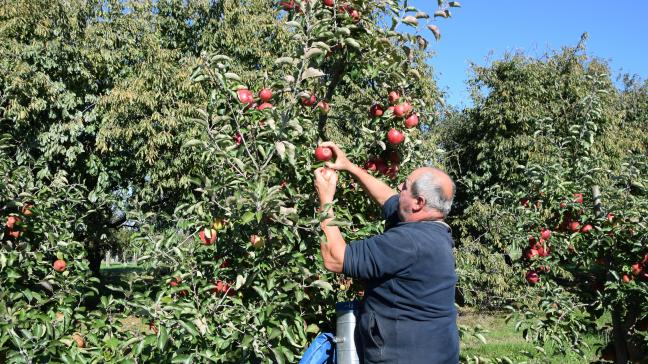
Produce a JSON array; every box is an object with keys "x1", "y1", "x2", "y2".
[{"x1": 411, "y1": 167, "x2": 455, "y2": 201}]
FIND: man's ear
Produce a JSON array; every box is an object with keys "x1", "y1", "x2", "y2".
[{"x1": 414, "y1": 196, "x2": 426, "y2": 212}]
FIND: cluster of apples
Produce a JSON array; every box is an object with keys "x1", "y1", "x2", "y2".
[
  {"x1": 623, "y1": 253, "x2": 648, "y2": 283},
  {"x1": 236, "y1": 87, "x2": 275, "y2": 112},
  {"x1": 364, "y1": 152, "x2": 400, "y2": 180},
  {"x1": 3, "y1": 203, "x2": 32, "y2": 240},
  {"x1": 524, "y1": 228, "x2": 553, "y2": 285},
  {"x1": 369, "y1": 91, "x2": 420, "y2": 147},
  {"x1": 234, "y1": 87, "x2": 330, "y2": 145}
]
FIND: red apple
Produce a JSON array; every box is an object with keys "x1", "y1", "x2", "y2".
[
  {"x1": 301, "y1": 94, "x2": 316, "y2": 106},
  {"x1": 387, "y1": 128, "x2": 404, "y2": 145},
  {"x1": 537, "y1": 245, "x2": 549, "y2": 257},
  {"x1": 622, "y1": 274, "x2": 632, "y2": 283},
  {"x1": 212, "y1": 280, "x2": 235, "y2": 296},
  {"x1": 526, "y1": 248, "x2": 539, "y2": 260},
  {"x1": 369, "y1": 104, "x2": 384, "y2": 118},
  {"x1": 256, "y1": 102, "x2": 273, "y2": 111},
  {"x1": 573, "y1": 193, "x2": 583, "y2": 204},
  {"x1": 6, "y1": 216, "x2": 20, "y2": 229},
  {"x1": 388, "y1": 91, "x2": 400, "y2": 104},
  {"x1": 525, "y1": 271, "x2": 540, "y2": 284},
  {"x1": 540, "y1": 229, "x2": 551, "y2": 240},
  {"x1": 364, "y1": 160, "x2": 377, "y2": 171},
  {"x1": 375, "y1": 159, "x2": 388, "y2": 174},
  {"x1": 393, "y1": 104, "x2": 406, "y2": 118},
  {"x1": 53, "y1": 259, "x2": 67, "y2": 272},
  {"x1": 199, "y1": 228, "x2": 217, "y2": 245},
  {"x1": 569, "y1": 221, "x2": 580, "y2": 233},
  {"x1": 279, "y1": 0, "x2": 297, "y2": 10},
  {"x1": 606, "y1": 213, "x2": 614, "y2": 223},
  {"x1": 250, "y1": 234, "x2": 265, "y2": 249},
  {"x1": 404, "y1": 113, "x2": 419, "y2": 128},
  {"x1": 631, "y1": 263, "x2": 642, "y2": 277},
  {"x1": 8, "y1": 230, "x2": 20, "y2": 239},
  {"x1": 317, "y1": 101, "x2": 330, "y2": 114},
  {"x1": 237, "y1": 89, "x2": 254, "y2": 104},
  {"x1": 580, "y1": 224, "x2": 593, "y2": 233},
  {"x1": 350, "y1": 9, "x2": 361, "y2": 22},
  {"x1": 259, "y1": 88, "x2": 273, "y2": 102},
  {"x1": 323, "y1": 0, "x2": 334, "y2": 7},
  {"x1": 401, "y1": 102, "x2": 413, "y2": 114},
  {"x1": 314, "y1": 146, "x2": 333, "y2": 161},
  {"x1": 233, "y1": 133, "x2": 243, "y2": 145}
]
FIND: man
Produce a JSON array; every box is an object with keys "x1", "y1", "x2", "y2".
[{"x1": 313, "y1": 142, "x2": 459, "y2": 364}]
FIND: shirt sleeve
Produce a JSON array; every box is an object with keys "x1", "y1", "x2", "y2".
[
  {"x1": 342, "y1": 227, "x2": 417, "y2": 280},
  {"x1": 382, "y1": 194, "x2": 400, "y2": 231}
]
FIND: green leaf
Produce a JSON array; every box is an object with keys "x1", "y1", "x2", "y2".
[
  {"x1": 311, "y1": 280, "x2": 333, "y2": 291},
  {"x1": 182, "y1": 139, "x2": 205, "y2": 148},
  {"x1": 301, "y1": 67, "x2": 325, "y2": 80},
  {"x1": 275, "y1": 57, "x2": 295, "y2": 66},
  {"x1": 179, "y1": 320, "x2": 200, "y2": 337},
  {"x1": 271, "y1": 348, "x2": 285, "y2": 364},
  {"x1": 158, "y1": 326, "x2": 169, "y2": 351},
  {"x1": 224, "y1": 72, "x2": 241, "y2": 81},
  {"x1": 344, "y1": 38, "x2": 361, "y2": 49},
  {"x1": 241, "y1": 211, "x2": 255, "y2": 225}
]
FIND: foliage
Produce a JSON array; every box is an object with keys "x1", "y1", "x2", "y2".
[
  {"x1": 444, "y1": 36, "x2": 648, "y2": 363},
  {"x1": 1, "y1": 0, "x2": 455, "y2": 361}
]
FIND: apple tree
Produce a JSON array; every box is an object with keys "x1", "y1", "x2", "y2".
[
  {"x1": 1, "y1": 0, "x2": 460, "y2": 362},
  {"x1": 443, "y1": 38, "x2": 648, "y2": 362}
]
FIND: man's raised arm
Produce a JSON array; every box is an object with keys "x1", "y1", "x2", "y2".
[{"x1": 319, "y1": 142, "x2": 397, "y2": 207}]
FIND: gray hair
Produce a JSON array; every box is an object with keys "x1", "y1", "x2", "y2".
[{"x1": 410, "y1": 171, "x2": 456, "y2": 217}]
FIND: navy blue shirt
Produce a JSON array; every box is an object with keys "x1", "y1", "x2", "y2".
[{"x1": 343, "y1": 195, "x2": 459, "y2": 363}]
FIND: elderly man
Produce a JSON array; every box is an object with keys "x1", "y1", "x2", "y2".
[{"x1": 313, "y1": 142, "x2": 459, "y2": 364}]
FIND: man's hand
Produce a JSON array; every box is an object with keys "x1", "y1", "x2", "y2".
[
  {"x1": 314, "y1": 167, "x2": 338, "y2": 208},
  {"x1": 318, "y1": 142, "x2": 353, "y2": 171}
]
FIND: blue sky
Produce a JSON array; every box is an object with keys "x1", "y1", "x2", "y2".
[{"x1": 410, "y1": 1, "x2": 648, "y2": 107}]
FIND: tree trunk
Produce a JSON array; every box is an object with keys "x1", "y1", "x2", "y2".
[{"x1": 612, "y1": 308, "x2": 629, "y2": 364}]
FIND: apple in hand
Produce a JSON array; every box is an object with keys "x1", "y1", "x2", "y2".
[{"x1": 314, "y1": 146, "x2": 333, "y2": 161}]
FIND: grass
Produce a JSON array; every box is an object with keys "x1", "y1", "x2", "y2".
[{"x1": 459, "y1": 308, "x2": 605, "y2": 363}]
